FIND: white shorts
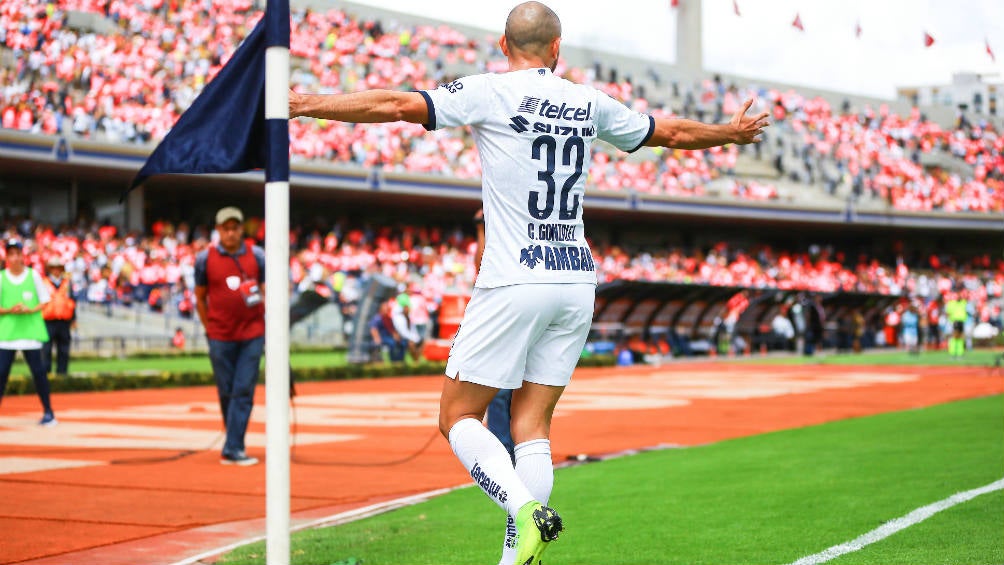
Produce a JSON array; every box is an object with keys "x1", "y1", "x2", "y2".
[{"x1": 445, "y1": 283, "x2": 594, "y2": 390}]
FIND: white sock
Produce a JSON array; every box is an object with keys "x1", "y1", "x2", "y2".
[
  {"x1": 499, "y1": 439, "x2": 553, "y2": 565},
  {"x1": 448, "y1": 418, "x2": 535, "y2": 517},
  {"x1": 498, "y1": 514, "x2": 518, "y2": 565},
  {"x1": 515, "y1": 439, "x2": 553, "y2": 504}
]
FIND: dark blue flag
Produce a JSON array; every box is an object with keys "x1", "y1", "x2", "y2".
[{"x1": 127, "y1": 18, "x2": 267, "y2": 193}]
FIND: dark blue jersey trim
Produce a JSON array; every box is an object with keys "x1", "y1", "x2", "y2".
[
  {"x1": 627, "y1": 115, "x2": 656, "y2": 153},
  {"x1": 417, "y1": 90, "x2": 436, "y2": 131}
]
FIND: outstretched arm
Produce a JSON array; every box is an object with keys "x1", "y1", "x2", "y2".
[
  {"x1": 289, "y1": 90, "x2": 429, "y2": 124},
  {"x1": 645, "y1": 97, "x2": 769, "y2": 150}
]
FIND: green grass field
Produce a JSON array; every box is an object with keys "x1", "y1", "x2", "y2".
[{"x1": 221, "y1": 394, "x2": 1004, "y2": 565}]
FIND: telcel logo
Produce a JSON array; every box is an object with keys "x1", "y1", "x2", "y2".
[
  {"x1": 539, "y1": 99, "x2": 592, "y2": 121},
  {"x1": 518, "y1": 96, "x2": 593, "y2": 122}
]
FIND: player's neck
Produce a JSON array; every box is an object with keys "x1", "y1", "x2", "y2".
[{"x1": 506, "y1": 56, "x2": 553, "y2": 73}]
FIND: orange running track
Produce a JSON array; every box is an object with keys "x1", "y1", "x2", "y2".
[{"x1": 0, "y1": 361, "x2": 1000, "y2": 564}]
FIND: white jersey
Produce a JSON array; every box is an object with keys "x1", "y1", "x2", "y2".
[{"x1": 421, "y1": 68, "x2": 654, "y2": 288}]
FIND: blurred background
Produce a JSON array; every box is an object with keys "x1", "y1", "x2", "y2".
[{"x1": 0, "y1": 0, "x2": 999, "y2": 362}]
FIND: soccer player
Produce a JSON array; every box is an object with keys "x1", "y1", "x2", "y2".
[{"x1": 290, "y1": 3, "x2": 767, "y2": 562}]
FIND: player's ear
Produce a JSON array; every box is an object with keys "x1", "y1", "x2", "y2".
[
  {"x1": 550, "y1": 37, "x2": 561, "y2": 62},
  {"x1": 499, "y1": 34, "x2": 510, "y2": 57}
]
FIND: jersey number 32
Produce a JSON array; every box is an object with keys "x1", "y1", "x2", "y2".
[{"x1": 529, "y1": 134, "x2": 584, "y2": 221}]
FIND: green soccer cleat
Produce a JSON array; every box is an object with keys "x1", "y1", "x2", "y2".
[{"x1": 514, "y1": 502, "x2": 563, "y2": 565}]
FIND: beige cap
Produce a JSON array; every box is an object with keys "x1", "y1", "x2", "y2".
[
  {"x1": 215, "y1": 206, "x2": 244, "y2": 225},
  {"x1": 46, "y1": 256, "x2": 64, "y2": 268}
]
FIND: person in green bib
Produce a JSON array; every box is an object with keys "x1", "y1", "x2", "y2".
[
  {"x1": 944, "y1": 290, "x2": 969, "y2": 358},
  {"x1": 0, "y1": 239, "x2": 56, "y2": 426}
]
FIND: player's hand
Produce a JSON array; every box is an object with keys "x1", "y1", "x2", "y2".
[
  {"x1": 730, "y1": 97, "x2": 770, "y2": 145},
  {"x1": 288, "y1": 89, "x2": 305, "y2": 119}
]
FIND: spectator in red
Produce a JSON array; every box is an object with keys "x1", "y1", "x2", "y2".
[
  {"x1": 194, "y1": 207, "x2": 265, "y2": 467},
  {"x1": 171, "y1": 327, "x2": 186, "y2": 349}
]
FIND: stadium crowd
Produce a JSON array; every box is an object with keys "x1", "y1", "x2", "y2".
[
  {"x1": 768, "y1": 92, "x2": 1004, "y2": 212},
  {"x1": 2, "y1": 0, "x2": 1001, "y2": 211},
  {"x1": 0, "y1": 218, "x2": 1000, "y2": 345}
]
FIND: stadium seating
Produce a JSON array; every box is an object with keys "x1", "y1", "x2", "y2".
[
  {"x1": 2, "y1": 0, "x2": 1002, "y2": 358},
  {"x1": 1, "y1": 214, "x2": 999, "y2": 357},
  {"x1": 2, "y1": 0, "x2": 998, "y2": 211}
]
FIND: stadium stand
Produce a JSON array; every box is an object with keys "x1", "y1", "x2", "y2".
[
  {"x1": 0, "y1": 209, "x2": 1000, "y2": 355},
  {"x1": 1, "y1": 0, "x2": 1000, "y2": 212},
  {"x1": 0, "y1": 0, "x2": 1001, "y2": 357}
]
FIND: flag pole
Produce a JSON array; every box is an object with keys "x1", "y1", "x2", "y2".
[{"x1": 263, "y1": 0, "x2": 291, "y2": 563}]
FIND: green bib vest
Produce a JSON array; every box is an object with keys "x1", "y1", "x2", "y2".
[
  {"x1": 945, "y1": 299, "x2": 968, "y2": 323},
  {"x1": 0, "y1": 268, "x2": 49, "y2": 343}
]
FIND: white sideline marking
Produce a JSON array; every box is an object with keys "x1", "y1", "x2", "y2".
[
  {"x1": 786, "y1": 477, "x2": 1004, "y2": 565},
  {"x1": 168, "y1": 442, "x2": 682, "y2": 565},
  {"x1": 0, "y1": 456, "x2": 104, "y2": 475},
  {"x1": 169, "y1": 486, "x2": 461, "y2": 565}
]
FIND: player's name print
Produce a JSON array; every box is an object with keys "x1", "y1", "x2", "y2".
[{"x1": 528, "y1": 222, "x2": 577, "y2": 242}]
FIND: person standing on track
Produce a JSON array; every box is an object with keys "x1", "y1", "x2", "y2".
[
  {"x1": 289, "y1": 3, "x2": 767, "y2": 562},
  {"x1": 194, "y1": 207, "x2": 266, "y2": 466},
  {"x1": 41, "y1": 256, "x2": 76, "y2": 378},
  {"x1": 0, "y1": 239, "x2": 57, "y2": 425},
  {"x1": 945, "y1": 290, "x2": 968, "y2": 358}
]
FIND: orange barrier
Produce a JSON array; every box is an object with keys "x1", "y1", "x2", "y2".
[
  {"x1": 437, "y1": 293, "x2": 470, "y2": 340},
  {"x1": 422, "y1": 339, "x2": 452, "y2": 361}
]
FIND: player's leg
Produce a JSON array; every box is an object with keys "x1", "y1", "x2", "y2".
[
  {"x1": 439, "y1": 376, "x2": 536, "y2": 518},
  {"x1": 508, "y1": 282, "x2": 594, "y2": 565},
  {"x1": 506, "y1": 383, "x2": 566, "y2": 565},
  {"x1": 510, "y1": 381, "x2": 562, "y2": 502},
  {"x1": 485, "y1": 389, "x2": 517, "y2": 565},
  {"x1": 440, "y1": 286, "x2": 542, "y2": 522},
  {"x1": 490, "y1": 383, "x2": 562, "y2": 565}
]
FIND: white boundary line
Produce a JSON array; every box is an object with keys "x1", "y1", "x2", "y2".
[
  {"x1": 169, "y1": 443, "x2": 687, "y2": 565},
  {"x1": 172, "y1": 460, "x2": 1000, "y2": 565},
  {"x1": 785, "y1": 477, "x2": 1004, "y2": 565},
  {"x1": 170, "y1": 486, "x2": 460, "y2": 565}
]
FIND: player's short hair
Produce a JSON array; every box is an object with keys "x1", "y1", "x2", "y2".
[{"x1": 504, "y1": 1, "x2": 561, "y2": 54}]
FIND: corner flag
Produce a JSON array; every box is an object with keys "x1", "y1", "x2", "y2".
[
  {"x1": 124, "y1": 1, "x2": 294, "y2": 563},
  {"x1": 127, "y1": 19, "x2": 269, "y2": 192}
]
